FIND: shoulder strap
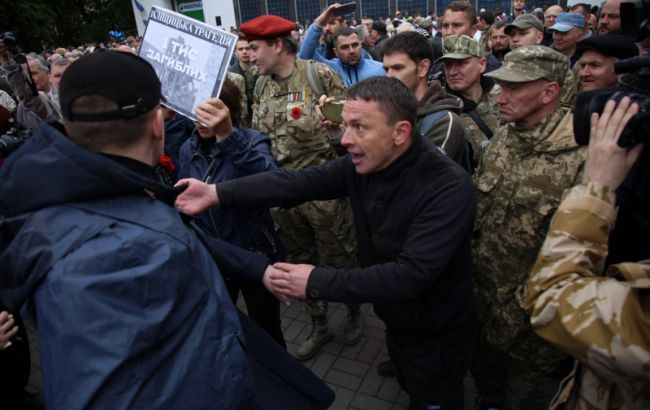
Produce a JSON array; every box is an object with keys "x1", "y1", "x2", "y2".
[
  {"x1": 419, "y1": 110, "x2": 449, "y2": 136},
  {"x1": 305, "y1": 60, "x2": 324, "y2": 97},
  {"x1": 254, "y1": 75, "x2": 270, "y2": 104},
  {"x1": 467, "y1": 109, "x2": 494, "y2": 140}
]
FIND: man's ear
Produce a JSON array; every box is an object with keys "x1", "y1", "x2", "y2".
[
  {"x1": 542, "y1": 82, "x2": 560, "y2": 104},
  {"x1": 393, "y1": 120, "x2": 413, "y2": 146},
  {"x1": 417, "y1": 59, "x2": 432, "y2": 79},
  {"x1": 152, "y1": 108, "x2": 164, "y2": 141},
  {"x1": 535, "y1": 31, "x2": 544, "y2": 44}
]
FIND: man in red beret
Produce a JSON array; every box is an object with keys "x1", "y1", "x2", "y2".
[{"x1": 240, "y1": 15, "x2": 363, "y2": 361}]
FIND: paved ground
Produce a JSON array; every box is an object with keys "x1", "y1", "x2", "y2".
[{"x1": 24, "y1": 301, "x2": 479, "y2": 409}]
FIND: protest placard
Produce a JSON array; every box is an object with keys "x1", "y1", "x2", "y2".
[{"x1": 139, "y1": 6, "x2": 237, "y2": 121}]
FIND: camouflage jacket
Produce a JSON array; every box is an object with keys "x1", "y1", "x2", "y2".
[
  {"x1": 226, "y1": 71, "x2": 248, "y2": 126},
  {"x1": 526, "y1": 182, "x2": 650, "y2": 409},
  {"x1": 472, "y1": 106, "x2": 587, "y2": 367},
  {"x1": 560, "y1": 62, "x2": 581, "y2": 111},
  {"x1": 452, "y1": 78, "x2": 501, "y2": 167},
  {"x1": 252, "y1": 59, "x2": 345, "y2": 169}
]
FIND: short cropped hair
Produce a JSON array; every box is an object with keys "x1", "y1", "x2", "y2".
[
  {"x1": 380, "y1": 32, "x2": 433, "y2": 64},
  {"x1": 65, "y1": 96, "x2": 156, "y2": 151},
  {"x1": 446, "y1": 1, "x2": 478, "y2": 25},
  {"x1": 346, "y1": 77, "x2": 417, "y2": 129},
  {"x1": 51, "y1": 58, "x2": 71, "y2": 70},
  {"x1": 333, "y1": 27, "x2": 359, "y2": 46},
  {"x1": 480, "y1": 10, "x2": 495, "y2": 25}
]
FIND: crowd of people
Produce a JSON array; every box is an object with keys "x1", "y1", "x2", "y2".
[{"x1": 0, "y1": 0, "x2": 649, "y2": 409}]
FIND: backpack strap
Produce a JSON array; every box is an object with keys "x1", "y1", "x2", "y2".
[
  {"x1": 253, "y1": 75, "x2": 270, "y2": 105},
  {"x1": 305, "y1": 60, "x2": 325, "y2": 97},
  {"x1": 467, "y1": 109, "x2": 494, "y2": 140},
  {"x1": 419, "y1": 110, "x2": 449, "y2": 136}
]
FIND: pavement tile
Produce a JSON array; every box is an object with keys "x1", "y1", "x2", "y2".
[
  {"x1": 357, "y1": 368, "x2": 384, "y2": 396},
  {"x1": 325, "y1": 369, "x2": 362, "y2": 390},
  {"x1": 310, "y1": 352, "x2": 336, "y2": 378},
  {"x1": 362, "y1": 325, "x2": 385, "y2": 340},
  {"x1": 321, "y1": 339, "x2": 344, "y2": 355},
  {"x1": 350, "y1": 392, "x2": 393, "y2": 410},
  {"x1": 339, "y1": 336, "x2": 367, "y2": 360},
  {"x1": 332, "y1": 356, "x2": 370, "y2": 377},
  {"x1": 329, "y1": 387, "x2": 355, "y2": 410},
  {"x1": 377, "y1": 377, "x2": 403, "y2": 402},
  {"x1": 282, "y1": 318, "x2": 306, "y2": 343},
  {"x1": 356, "y1": 337, "x2": 383, "y2": 364}
]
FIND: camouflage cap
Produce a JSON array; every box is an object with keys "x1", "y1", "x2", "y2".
[
  {"x1": 434, "y1": 35, "x2": 484, "y2": 64},
  {"x1": 505, "y1": 14, "x2": 544, "y2": 35},
  {"x1": 483, "y1": 45, "x2": 569, "y2": 85}
]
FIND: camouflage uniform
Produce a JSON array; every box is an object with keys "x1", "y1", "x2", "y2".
[
  {"x1": 525, "y1": 182, "x2": 650, "y2": 409},
  {"x1": 472, "y1": 46, "x2": 588, "y2": 409},
  {"x1": 560, "y1": 62, "x2": 581, "y2": 110},
  {"x1": 226, "y1": 71, "x2": 249, "y2": 125},
  {"x1": 252, "y1": 59, "x2": 359, "y2": 356},
  {"x1": 457, "y1": 82, "x2": 501, "y2": 167}
]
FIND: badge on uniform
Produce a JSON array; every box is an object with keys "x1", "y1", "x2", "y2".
[
  {"x1": 287, "y1": 89, "x2": 307, "y2": 120},
  {"x1": 287, "y1": 89, "x2": 307, "y2": 103}
]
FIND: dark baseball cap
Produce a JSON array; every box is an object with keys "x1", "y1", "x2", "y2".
[
  {"x1": 60, "y1": 51, "x2": 162, "y2": 122},
  {"x1": 372, "y1": 21, "x2": 387, "y2": 33}
]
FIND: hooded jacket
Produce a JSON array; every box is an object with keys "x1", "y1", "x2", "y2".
[{"x1": 417, "y1": 81, "x2": 469, "y2": 169}]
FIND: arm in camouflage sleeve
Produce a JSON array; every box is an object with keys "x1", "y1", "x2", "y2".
[
  {"x1": 317, "y1": 62, "x2": 344, "y2": 100},
  {"x1": 525, "y1": 181, "x2": 650, "y2": 379}
]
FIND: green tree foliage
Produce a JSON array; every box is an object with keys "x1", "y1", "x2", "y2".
[{"x1": 0, "y1": 0, "x2": 136, "y2": 52}]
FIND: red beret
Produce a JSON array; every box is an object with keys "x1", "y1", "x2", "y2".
[{"x1": 240, "y1": 15, "x2": 296, "y2": 41}]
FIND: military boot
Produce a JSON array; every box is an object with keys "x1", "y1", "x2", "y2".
[
  {"x1": 341, "y1": 305, "x2": 363, "y2": 346},
  {"x1": 296, "y1": 316, "x2": 333, "y2": 360}
]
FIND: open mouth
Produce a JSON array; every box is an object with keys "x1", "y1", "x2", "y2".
[{"x1": 350, "y1": 153, "x2": 364, "y2": 164}]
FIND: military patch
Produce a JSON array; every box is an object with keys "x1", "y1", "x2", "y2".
[{"x1": 287, "y1": 102, "x2": 306, "y2": 120}]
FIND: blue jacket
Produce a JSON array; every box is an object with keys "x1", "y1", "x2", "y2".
[
  {"x1": 298, "y1": 24, "x2": 385, "y2": 87},
  {"x1": 178, "y1": 128, "x2": 285, "y2": 263},
  {"x1": 0, "y1": 123, "x2": 333, "y2": 409}
]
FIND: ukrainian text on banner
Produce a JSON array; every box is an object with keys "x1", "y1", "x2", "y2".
[{"x1": 139, "y1": 6, "x2": 236, "y2": 120}]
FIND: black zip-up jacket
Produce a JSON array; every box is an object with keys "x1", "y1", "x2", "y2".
[{"x1": 218, "y1": 134, "x2": 477, "y2": 338}]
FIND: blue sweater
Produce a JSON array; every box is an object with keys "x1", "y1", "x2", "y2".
[{"x1": 298, "y1": 23, "x2": 385, "y2": 87}]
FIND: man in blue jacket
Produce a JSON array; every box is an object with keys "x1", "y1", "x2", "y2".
[
  {"x1": 0, "y1": 51, "x2": 333, "y2": 409},
  {"x1": 299, "y1": 4, "x2": 384, "y2": 87}
]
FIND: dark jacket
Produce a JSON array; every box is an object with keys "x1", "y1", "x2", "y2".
[
  {"x1": 178, "y1": 128, "x2": 285, "y2": 263},
  {"x1": 0, "y1": 123, "x2": 333, "y2": 410},
  {"x1": 0, "y1": 123, "x2": 255, "y2": 409},
  {"x1": 218, "y1": 134, "x2": 477, "y2": 339}
]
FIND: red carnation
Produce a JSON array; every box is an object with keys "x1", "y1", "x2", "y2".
[{"x1": 159, "y1": 154, "x2": 175, "y2": 173}]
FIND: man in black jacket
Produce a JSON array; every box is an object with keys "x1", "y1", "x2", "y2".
[{"x1": 176, "y1": 76, "x2": 477, "y2": 410}]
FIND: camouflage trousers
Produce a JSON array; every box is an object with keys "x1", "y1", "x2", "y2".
[{"x1": 271, "y1": 198, "x2": 359, "y2": 318}]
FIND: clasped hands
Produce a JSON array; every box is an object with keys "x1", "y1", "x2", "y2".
[{"x1": 263, "y1": 263, "x2": 315, "y2": 306}]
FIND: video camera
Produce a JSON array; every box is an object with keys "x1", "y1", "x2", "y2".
[
  {"x1": 572, "y1": 0, "x2": 650, "y2": 266},
  {"x1": 573, "y1": 0, "x2": 650, "y2": 147},
  {"x1": 0, "y1": 126, "x2": 30, "y2": 159}
]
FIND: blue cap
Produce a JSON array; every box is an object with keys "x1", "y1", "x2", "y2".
[{"x1": 550, "y1": 13, "x2": 585, "y2": 32}]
